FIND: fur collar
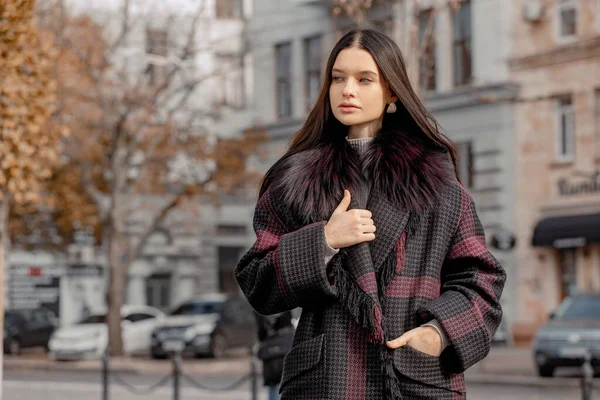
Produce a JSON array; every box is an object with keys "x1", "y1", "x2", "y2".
[{"x1": 269, "y1": 128, "x2": 455, "y2": 225}]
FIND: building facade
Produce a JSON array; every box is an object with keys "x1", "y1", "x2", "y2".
[
  {"x1": 243, "y1": 0, "x2": 519, "y2": 331},
  {"x1": 510, "y1": 0, "x2": 600, "y2": 343},
  {"x1": 4, "y1": 0, "x2": 257, "y2": 326}
]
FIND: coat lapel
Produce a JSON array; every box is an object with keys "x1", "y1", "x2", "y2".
[
  {"x1": 345, "y1": 192, "x2": 375, "y2": 284},
  {"x1": 367, "y1": 191, "x2": 410, "y2": 273}
]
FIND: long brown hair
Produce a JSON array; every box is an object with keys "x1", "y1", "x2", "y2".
[{"x1": 260, "y1": 29, "x2": 459, "y2": 197}]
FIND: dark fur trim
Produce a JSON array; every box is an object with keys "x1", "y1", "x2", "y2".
[
  {"x1": 362, "y1": 129, "x2": 455, "y2": 213},
  {"x1": 269, "y1": 128, "x2": 454, "y2": 225}
]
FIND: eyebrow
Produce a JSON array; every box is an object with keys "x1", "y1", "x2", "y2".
[{"x1": 332, "y1": 68, "x2": 378, "y2": 76}]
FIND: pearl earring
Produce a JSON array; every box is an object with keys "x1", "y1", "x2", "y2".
[{"x1": 386, "y1": 102, "x2": 397, "y2": 114}]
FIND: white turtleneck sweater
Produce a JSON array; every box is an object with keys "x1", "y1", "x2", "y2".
[{"x1": 323, "y1": 136, "x2": 449, "y2": 350}]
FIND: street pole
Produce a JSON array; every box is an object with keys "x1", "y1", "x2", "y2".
[
  {"x1": 172, "y1": 349, "x2": 181, "y2": 400},
  {"x1": 250, "y1": 344, "x2": 258, "y2": 400},
  {"x1": 581, "y1": 350, "x2": 593, "y2": 400},
  {"x1": 102, "y1": 347, "x2": 109, "y2": 400}
]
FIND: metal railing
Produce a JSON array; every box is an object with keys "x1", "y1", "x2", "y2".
[{"x1": 101, "y1": 344, "x2": 261, "y2": 400}]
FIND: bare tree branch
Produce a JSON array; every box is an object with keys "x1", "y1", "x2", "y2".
[
  {"x1": 108, "y1": 0, "x2": 131, "y2": 53},
  {"x1": 81, "y1": 163, "x2": 110, "y2": 221}
]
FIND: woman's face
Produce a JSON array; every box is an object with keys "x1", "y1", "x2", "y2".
[{"x1": 329, "y1": 46, "x2": 394, "y2": 131}]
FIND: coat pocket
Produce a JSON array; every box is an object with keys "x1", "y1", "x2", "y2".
[
  {"x1": 393, "y1": 345, "x2": 465, "y2": 393},
  {"x1": 280, "y1": 334, "x2": 325, "y2": 388}
]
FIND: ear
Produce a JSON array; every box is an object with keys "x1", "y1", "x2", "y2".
[{"x1": 387, "y1": 89, "x2": 398, "y2": 104}]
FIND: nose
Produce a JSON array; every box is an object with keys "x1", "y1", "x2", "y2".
[{"x1": 342, "y1": 78, "x2": 357, "y2": 98}]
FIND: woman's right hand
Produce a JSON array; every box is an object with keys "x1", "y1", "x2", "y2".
[{"x1": 324, "y1": 190, "x2": 376, "y2": 249}]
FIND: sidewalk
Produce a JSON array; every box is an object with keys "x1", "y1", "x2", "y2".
[
  {"x1": 4, "y1": 345, "x2": 595, "y2": 388},
  {"x1": 3, "y1": 351, "x2": 253, "y2": 377}
]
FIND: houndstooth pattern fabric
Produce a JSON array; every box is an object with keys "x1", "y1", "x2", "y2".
[{"x1": 236, "y1": 182, "x2": 506, "y2": 399}]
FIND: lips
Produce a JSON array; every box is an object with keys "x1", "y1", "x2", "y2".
[{"x1": 339, "y1": 103, "x2": 360, "y2": 113}]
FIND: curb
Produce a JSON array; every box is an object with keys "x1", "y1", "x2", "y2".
[
  {"x1": 4, "y1": 360, "x2": 139, "y2": 375},
  {"x1": 4, "y1": 358, "x2": 253, "y2": 378},
  {"x1": 466, "y1": 373, "x2": 591, "y2": 388}
]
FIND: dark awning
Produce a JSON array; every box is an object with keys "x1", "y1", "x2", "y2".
[{"x1": 532, "y1": 213, "x2": 600, "y2": 248}]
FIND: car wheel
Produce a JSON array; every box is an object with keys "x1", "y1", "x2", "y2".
[
  {"x1": 6, "y1": 339, "x2": 21, "y2": 355},
  {"x1": 210, "y1": 333, "x2": 227, "y2": 359},
  {"x1": 151, "y1": 352, "x2": 168, "y2": 360},
  {"x1": 537, "y1": 365, "x2": 555, "y2": 377}
]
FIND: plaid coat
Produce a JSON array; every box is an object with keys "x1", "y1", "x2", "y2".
[{"x1": 236, "y1": 129, "x2": 506, "y2": 400}]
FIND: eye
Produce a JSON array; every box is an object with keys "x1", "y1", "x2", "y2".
[
  {"x1": 360, "y1": 78, "x2": 373, "y2": 83},
  {"x1": 332, "y1": 76, "x2": 344, "y2": 82}
]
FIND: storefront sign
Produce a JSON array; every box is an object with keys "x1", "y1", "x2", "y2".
[
  {"x1": 8, "y1": 264, "x2": 63, "y2": 317},
  {"x1": 553, "y1": 237, "x2": 587, "y2": 249},
  {"x1": 557, "y1": 170, "x2": 600, "y2": 196}
]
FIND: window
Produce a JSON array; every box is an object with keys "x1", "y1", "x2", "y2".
[
  {"x1": 556, "y1": 0, "x2": 577, "y2": 40},
  {"x1": 304, "y1": 35, "x2": 322, "y2": 112},
  {"x1": 217, "y1": 225, "x2": 247, "y2": 235},
  {"x1": 556, "y1": 95, "x2": 575, "y2": 160},
  {"x1": 418, "y1": 9, "x2": 436, "y2": 91},
  {"x1": 216, "y1": 0, "x2": 243, "y2": 19},
  {"x1": 170, "y1": 300, "x2": 224, "y2": 316},
  {"x1": 558, "y1": 248, "x2": 577, "y2": 300},
  {"x1": 452, "y1": 0, "x2": 472, "y2": 86},
  {"x1": 80, "y1": 314, "x2": 107, "y2": 324},
  {"x1": 215, "y1": 57, "x2": 245, "y2": 109},
  {"x1": 125, "y1": 313, "x2": 156, "y2": 323},
  {"x1": 275, "y1": 42, "x2": 293, "y2": 118},
  {"x1": 146, "y1": 29, "x2": 168, "y2": 85},
  {"x1": 146, "y1": 273, "x2": 171, "y2": 310},
  {"x1": 218, "y1": 246, "x2": 244, "y2": 293},
  {"x1": 457, "y1": 142, "x2": 473, "y2": 189}
]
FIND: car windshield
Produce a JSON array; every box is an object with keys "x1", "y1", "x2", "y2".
[
  {"x1": 554, "y1": 296, "x2": 600, "y2": 320},
  {"x1": 4, "y1": 312, "x2": 20, "y2": 326},
  {"x1": 170, "y1": 300, "x2": 224, "y2": 316},
  {"x1": 80, "y1": 314, "x2": 107, "y2": 324}
]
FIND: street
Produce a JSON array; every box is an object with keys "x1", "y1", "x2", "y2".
[{"x1": 4, "y1": 369, "x2": 599, "y2": 400}]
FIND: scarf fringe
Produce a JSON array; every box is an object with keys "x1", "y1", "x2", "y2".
[
  {"x1": 332, "y1": 251, "x2": 384, "y2": 343},
  {"x1": 381, "y1": 345, "x2": 404, "y2": 400}
]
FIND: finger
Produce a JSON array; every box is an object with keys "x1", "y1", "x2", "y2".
[
  {"x1": 387, "y1": 331, "x2": 414, "y2": 349},
  {"x1": 360, "y1": 218, "x2": 374, "y2": 226},
  {"x1": 360, "y1": 233, "x2": 376, "y2": 242},
  {"x1": 362, "y1": 224, "x2": 376, "y2": 234},
  {"x1": 332, "y1": 190, "x2": 351, "y2": 215},
  {"x1": 356, "y1": 209, "x2": 372, "y2": 218}
]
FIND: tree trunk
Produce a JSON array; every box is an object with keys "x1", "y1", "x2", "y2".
[
  {"x1": 0, "y1": 194, "x2": 9, "y2": 399},
  {"x1": 106, "y1": 207, "x2": 128, "y2": 356}
]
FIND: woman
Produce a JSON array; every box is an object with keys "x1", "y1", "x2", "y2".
[
  {"x1": 236, "y1": 29, "x2": 506, "y2": 400},
  {"x1": 255, "y1": 310, "x2": 295, "y2": 400}
]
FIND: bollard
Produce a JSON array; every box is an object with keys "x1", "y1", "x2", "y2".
[
  {"x1": 581, "y1": 350, "x2": 593, "y2": 400},
  {"x1": 250, "y1": 345, "x2": 258, "y2": 400},
  {"x1": 172, "y1": 349, "x2": 181, "y2": 400},
  {"x1": 102, "y1": 347, "x2": 110, "y2": 400}
]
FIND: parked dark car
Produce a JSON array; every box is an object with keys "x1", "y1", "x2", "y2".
[
  {"x1": 150, "y1": 294, "x2": 257, "y2": 359},
  {"x1": 4, "y1": 309, "x2": 57, "y2": 355},
  {"x1": 533, "y1": 292, "x2": 600, "y2": 377}
]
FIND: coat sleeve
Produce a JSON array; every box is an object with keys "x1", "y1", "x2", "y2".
[
  {"x1": 235, "y1": 189, "x2": 337, "y2": 315},
  {"x1": 418, "y1": 185, "x2": 506, "y2": 373}
]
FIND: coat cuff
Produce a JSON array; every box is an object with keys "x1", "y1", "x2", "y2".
[
  {"x1": 278, "y1": 221, "x2": 337, "y2": 305},
  {"x1": 421, "y1": 319, "x2": 449, "y2": 351},
  {"x1": 324, "y1": 236, "x2": 340, "y2": 265}
]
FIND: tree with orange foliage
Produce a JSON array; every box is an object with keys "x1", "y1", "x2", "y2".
[
  {"x1": 40, "y1": 0, "x2": 265, "y2": 355},
  {"x1": 0, "y1": 0, "x2": 66, "y2": 384}
]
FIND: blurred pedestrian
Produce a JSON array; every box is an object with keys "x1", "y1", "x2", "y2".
[
  {"x1": 255, "y1": 310, "x2": 294, "y2": 400},
  {"x1": 236, "y1": 29, "x2": 506, "y2": 399}
]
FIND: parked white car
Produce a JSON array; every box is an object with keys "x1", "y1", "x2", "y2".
[{"x1": 49, "y1": 305, "x2": 164, "y2": 360}]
